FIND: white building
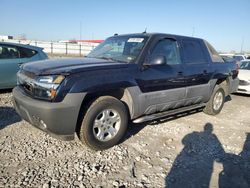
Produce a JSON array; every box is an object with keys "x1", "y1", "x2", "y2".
[{"x1": 0, "y1": 35, "x2": 13, "y2": 40}]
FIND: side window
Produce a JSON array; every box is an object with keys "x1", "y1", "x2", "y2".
[
  {"x1": 182, "y1": 39, "x2": 207, "y2": 64},
  {"x1": 0, "y1": 45, "x2": 20, "y2": 59},
  {"x1": 205, "y1": 41, "x2": 224, "y2": 63},
  {"x1": 150, "y1": 39, "x2": 181, "y2": 65},
  {"x1": 17, "y1": 47, "x2": 37, "y2": 58}
]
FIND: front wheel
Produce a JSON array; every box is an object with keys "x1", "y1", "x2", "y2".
[
  {"x1": 78, "y1": 96, "x2": 128, "y2": 150},
  {"x1": 203, "y1": 85, "x2": 225, "y2": 115}
]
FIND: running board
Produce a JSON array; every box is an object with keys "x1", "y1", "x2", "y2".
[{"x1": 133, "y1": 103, "x2": 206, "y2": 124}]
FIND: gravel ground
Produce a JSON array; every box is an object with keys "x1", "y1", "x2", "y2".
[{"x1": 0, "y1": 90, "x2": 250, "y2": 187}]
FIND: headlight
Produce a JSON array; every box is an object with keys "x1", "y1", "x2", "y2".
[
  {"x1": 37, "y1": 75, "x2": 65, "y2": 84},
  {"x1": 33, "y1": 75, "x2": 65, "y2": 100}
]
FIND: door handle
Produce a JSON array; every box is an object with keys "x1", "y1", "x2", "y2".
[
  {"x1": 177, "y1": 71, "x2": 183, "y2": 76},
  {"x1": 203, "y1": 70, "x2": 208, "y2": 74}
]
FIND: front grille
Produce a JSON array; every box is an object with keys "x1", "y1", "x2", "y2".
[
  {"x1": 238, "y1": 88, "x2": 247, "y2": 92},
  {"x1": 239, "y1": 80, "x2": 250, "y2": 86}
]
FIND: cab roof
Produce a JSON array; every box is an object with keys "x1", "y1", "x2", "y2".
[{"x1": 111, "y1": 32, "x2": 203, "y2": 41}]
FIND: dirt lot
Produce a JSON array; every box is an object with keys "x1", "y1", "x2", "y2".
[{"x1": 0, "y1": 90, "x2": 249, "y2": 187}]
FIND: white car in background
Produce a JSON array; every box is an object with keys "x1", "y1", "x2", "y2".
[{"x1": 237, "y1": 60, "x2": 250, "y2": 95}]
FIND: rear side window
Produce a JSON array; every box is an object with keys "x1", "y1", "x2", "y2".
[
  {"x1": 150, "y1": 39, "x2": 181, "y2": 65},
  {"x1": 0, "y1": 45, "x2": 20, "y2": 59},
  {"x1": 17, "y1": 47, "x2": 37, "y2": 58},
  {"x1": 182, "y1": 39, "x2": 207, "y2": 64},
  {"x1": 205, "y1": 41, "x2": 224, "y2": 63}
]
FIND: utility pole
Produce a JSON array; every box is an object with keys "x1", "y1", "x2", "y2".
[
  {"x1": 192, "y1": 27, "x2": 195, "y2": 37},
  {"x1": 80, "y1": 21, "x2": 82, "y2": 40},
  {"x1": 240, "y1": 37, "x2": 244, "y2": 54}
]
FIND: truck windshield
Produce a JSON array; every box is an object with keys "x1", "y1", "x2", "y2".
[
  {"x1": 87, "y1": 36, "x2": 148, "y2": 63},
  {"x1": 239, "y1": 61, "x2": 250, "y2": 70}
]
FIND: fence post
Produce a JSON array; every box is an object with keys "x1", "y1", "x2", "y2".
[
  {"x1": 51, "y1": 42, "x2": 53, "y2": 54},
  {"x1": 79, "y1": 44, "x2": 81, "y2": 56},
  {"x1": 66, "y1": 43, "x2": 68, "y2": 55}
]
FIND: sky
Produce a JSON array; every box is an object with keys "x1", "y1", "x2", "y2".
[{"x1": 0, "y1": 0, "x2": 249, "y2": 52}]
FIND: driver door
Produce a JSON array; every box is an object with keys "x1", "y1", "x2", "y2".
[{"x1": 137, "y1": 38, "x2": 186, "y2": 115}]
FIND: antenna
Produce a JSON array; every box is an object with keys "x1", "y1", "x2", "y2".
[{"x1": 143, "y1": 28, "x2": 147, "y2": 34}]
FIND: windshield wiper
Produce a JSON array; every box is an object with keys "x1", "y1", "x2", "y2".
[{"x1": 96, "y1": 56, "x2": 126, "y2": 63}]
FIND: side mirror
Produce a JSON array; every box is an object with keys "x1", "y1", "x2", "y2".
[{"x1": 145, "y1": 55, "x2": 167, "y2": 66}]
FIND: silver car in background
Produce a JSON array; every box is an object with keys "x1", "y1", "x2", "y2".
[{"x1": 237, "y1": 60, "x2": 250, "y2": 95}]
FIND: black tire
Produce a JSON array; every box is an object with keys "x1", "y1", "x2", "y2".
[
  {"x1": 203, "y1": 85, "x2": 225, "y2": 115},
  {"x1": 78, "y1": 96, "x2": 128, "y2": 150}
]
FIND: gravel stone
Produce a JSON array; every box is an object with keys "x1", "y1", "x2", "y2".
[{"x1": 0, "y1": 92, "x2": 250, "y2": 187}]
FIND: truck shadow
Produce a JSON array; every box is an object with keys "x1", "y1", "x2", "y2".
[
  {"x1": 0, "y1": 89, "x2": 12, "y2": 94},
  {"x1": 0, "y1": 106, "x2": 22, "y2": 130},
  {"x1": 165, "y1": 123, "x2": 250, "y2": 188},
  {"x1": 225, "y1": 95, "x2": 232, "y2": 102}
]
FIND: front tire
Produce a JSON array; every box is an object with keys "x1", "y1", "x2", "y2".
[
  {"x1": 203, "y1": 85, "x2": 225, "y2": 115},
  {"x1": 78, "y1": 96, "x2": 128, "y2": 150}
]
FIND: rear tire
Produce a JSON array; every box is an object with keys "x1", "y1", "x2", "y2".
[
  {"x1": 203, "y1": 85, "x2": 225, "y2": 115},
  {"x1": 78, "y1": 96, "x2": 128, "y2": 150}
]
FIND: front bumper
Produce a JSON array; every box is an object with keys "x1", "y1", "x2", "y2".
[
  {"x1": 12, "y1": 86, "x2": 86, "y2": 140},
  {"x1": 236, "y1": 85, "x2": 250, "y2": 95}
]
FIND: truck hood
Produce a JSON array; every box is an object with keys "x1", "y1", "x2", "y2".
[
  {"x1": 22, "y1": 57, "x2": 128, "y2": 75},
  {"x1": 238, "y1": 69, "x2": 250, "y2": 81}
]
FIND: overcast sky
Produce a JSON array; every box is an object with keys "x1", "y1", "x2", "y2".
[{"x1": 0, "y1": 0, "x2": 249, "y2": 52}]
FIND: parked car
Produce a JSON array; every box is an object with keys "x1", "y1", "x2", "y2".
[
  {"x1": 12, "y1": 33, "x2": 239, "y2": 150},
  {"x1": 233, "y1": 55, "x2": 247, "y2": 62},
  {"x1": 0, "y1": 42, "x2": 48, "y2": 89},
  {"x1": 236, "y1": 60, "x2": 250, "y2": 94}
]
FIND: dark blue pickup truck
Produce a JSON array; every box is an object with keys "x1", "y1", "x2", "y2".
[{"x1": 13, "y1": 33, "x2": 239, "y2": 150}]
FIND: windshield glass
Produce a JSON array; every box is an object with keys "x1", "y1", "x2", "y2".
[
  {"x1": 87, "y1": 36, "x2": 148, "y2": 63},
  {"x1": 239, "y1": 61, "x2": 250, "y2": 70}
]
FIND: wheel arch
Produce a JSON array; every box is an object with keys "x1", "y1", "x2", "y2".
[
  {"x1": 75, "y1": 88, "x2": 134, "y2": 132},
  {"x1": 215, "y1": 77, "x2": 230, "y2": 96}
]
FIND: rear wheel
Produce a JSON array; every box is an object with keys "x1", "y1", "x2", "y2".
[
  {"x1": 78, "y1": 96, "x2": 128, "y2": 150},
  {"x1": 203, "y1": 85, "x2": 225, "y2": 115}
]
